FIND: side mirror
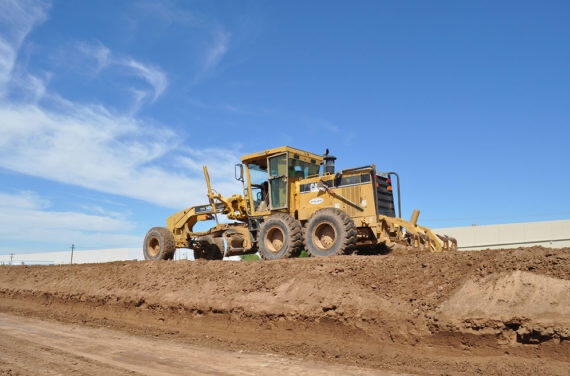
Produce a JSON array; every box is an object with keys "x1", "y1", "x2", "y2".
[{"x1": 235, "y1": 163, "x2": 244, "y2": 182}]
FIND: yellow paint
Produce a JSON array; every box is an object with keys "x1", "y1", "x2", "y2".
[{"x1": 161, "y1": 146, "x2": 456, "y2": 253}]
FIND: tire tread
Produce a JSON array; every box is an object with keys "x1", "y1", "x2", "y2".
[
  {"x1": 258, "y1": 213, "x2": 303, "y2": 260},
  {"x1": 143, "y1": 227, "x2": 176, "y2": 260},
  {"x1": 303, "y1": 208, "x2": 357, "y2": 257}
]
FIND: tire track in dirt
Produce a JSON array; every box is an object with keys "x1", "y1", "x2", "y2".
[{"x1": 0, "y1": 313, "x2": 393, "y2": 376}]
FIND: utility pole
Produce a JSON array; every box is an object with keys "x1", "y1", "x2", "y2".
[
  {"x1": 10, "y1": 253, "x2": 14, "y2": 265},
  {"x1": 70, "y1": 244, "x2": 75, "y2": 265}
]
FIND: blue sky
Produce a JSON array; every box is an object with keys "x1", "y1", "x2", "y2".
[{"x1": 0, "y1": 0, "x2": 569, "y2": 253}]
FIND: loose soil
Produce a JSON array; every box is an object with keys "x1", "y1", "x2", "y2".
[
  {"x1": 0, "y1": 312, "x2": 390, "y2": 375},
  {"x1": 0, "y1": 246, "x2": 568, "y2": 375}
]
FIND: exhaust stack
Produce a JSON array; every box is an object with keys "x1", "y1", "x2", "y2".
[{"x1": 323, "y1": 149, "x2": 337, "y2": 174}]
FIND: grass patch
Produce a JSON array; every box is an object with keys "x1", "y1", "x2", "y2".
[
  {"x1": 240, "y1": 250, "x2": 310, "y2": 260},
  {"x1": 240, "y1": 254, "x2": 261, "y2": 261}
]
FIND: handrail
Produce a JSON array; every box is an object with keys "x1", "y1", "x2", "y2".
[{"x1": 387, "y1": 172, "x2": 401, "y2": 218}]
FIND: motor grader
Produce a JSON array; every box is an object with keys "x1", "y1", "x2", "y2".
[{"x1": 143, "y1": 146, "x2": 457, "y2": 261}]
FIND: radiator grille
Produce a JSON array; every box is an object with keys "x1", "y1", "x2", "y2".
[{"x1": 338, "y1": 186, "x2": 360, "y2": 216}]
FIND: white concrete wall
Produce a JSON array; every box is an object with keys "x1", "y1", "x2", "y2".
[
  {"x1": 0, "y1": 248, "x2": 141, "y2": 265},
  {"x1": 435, "y1": 219, "x2": 570, "y2": 250},
  {"x1": 0, "y1": 248, "x2": 237, "y2": 265},
  {"x1": 2, "y1": 219, "x2": 568, "y2": 263}
]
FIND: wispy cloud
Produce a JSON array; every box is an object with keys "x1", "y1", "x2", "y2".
[
  {"x1": 79, "y1": 204, "x2": 130, "y2": 220},
  {"x1": 120, "y1": 58, "x2": 168, "y2": 101},
  {"x1": 0, "y1": 0, "x2": 49, "y2": 93},
  {"x1": 0, "y1": 37, "x2": 16, "y2": 90},
  {"x1": 0, "y1": 102, "x2": 240, "y2": 208},
  {"x1": 177, "y1": 147, "x2": 241, "y2": 179},
  {"x1": 76, "y1": 41, "x2": 111, "y2": 72},
  {"x1": 132, "y1": 1, "x2": 230, "y2": 72},
  {"x1": 0, "y1": 0, "x2": 241, "y2": 211},
  {"x1": 203, "y1": 28, "x2": 231, "y2": 71},
  {"x1": 0, "y1": 190, "x2": 50, "y2": 210},
  {"x1": 0, "y1": 0, "x2": 49, "y2": 43},
  {"x1": 76, "y1": 41, "x2": 168, "y2": 107},
  {"x1": 133, "y1": 0, "x2": 206, "y2": 27},
  {"x1": 0, "y1": 191, "x2": 138, "y2": 249},
  {"x1": 185, "y1": 97, "x2": 257, "y2": 115}
]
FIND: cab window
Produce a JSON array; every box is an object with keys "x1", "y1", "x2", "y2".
[
  {"x1": 288, "y1": 158, "x2": 320, "y2": 179},
  {"x1": 269, "y1": 154, "x2": 287, "y2": 177},
  {"x1": 247, "y1": 163, "x2": 269, "y2": 212}
]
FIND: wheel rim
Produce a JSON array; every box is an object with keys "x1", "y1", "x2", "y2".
[
  {"x1": 265, "y1": 226, "x2": 285, "y2": 253},
  {"x1": 312, "y1": 221, "x2": 337, "y2": 251},
  {"x1": 148, "y1": 237, "x2": 160, "y2": 257}
]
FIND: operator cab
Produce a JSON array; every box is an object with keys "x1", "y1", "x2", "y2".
[
  {"x1": 239, "y1": 146, "x2": 323, "y2": 215},
  {"x1": 247, "y1": 162, "x2": 269, "y2": 212}
]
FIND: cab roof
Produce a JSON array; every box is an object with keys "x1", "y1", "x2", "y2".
[{"x1": 240, "y1": 146, "x2": 324, "y2": 165}]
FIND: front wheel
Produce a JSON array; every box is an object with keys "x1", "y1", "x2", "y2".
[
  {"x1": 258, "y1": 214, "x2": 303, "y2": 260},
  {"x1": 303, "y1": 208, "x2": 357, "y2": 257},
  {"x1": 143, "y1": 227, "x2": 176, "y2": 260}
]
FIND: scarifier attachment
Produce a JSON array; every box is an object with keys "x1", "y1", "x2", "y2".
[
  {"x1": 376, "y1": 212, "x2": 458, "y2": 252},
  {"x1": 437, "y1": 234, "x2": 458, "y2": 252}
]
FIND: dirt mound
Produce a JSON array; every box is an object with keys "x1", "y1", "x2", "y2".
[
  {"x1": 437, "y1": 271, "x2": 569, "y2": 344},
  {"x1": 0, "y1": 246, "x2": 568, "y2": 375},
  {"x1": 440, "y1": 271, "x2": 569, "y2": 321}
]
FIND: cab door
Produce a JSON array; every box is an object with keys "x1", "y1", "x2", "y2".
[{"x1": 267, "y1": 153, "x2": 288, "y2": 209}]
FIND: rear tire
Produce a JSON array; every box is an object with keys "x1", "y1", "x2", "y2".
[
  {"x1": 258, "y1": 214, "x2": 303, "y2": 260},
  {"x1": 143, "y1": 227, "x2": 176, "y2": 260},
  {"x1": 304, "y1": 208, "x2": 357, "y2": 257}
]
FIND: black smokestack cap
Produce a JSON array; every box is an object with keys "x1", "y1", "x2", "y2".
[{"x1": 323, "y1": 149, "x2": 336, "y2": 174}]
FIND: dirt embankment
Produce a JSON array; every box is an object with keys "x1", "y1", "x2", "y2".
[{"x1": 0, "y1": 247, "x2": 568, "y2": 375}]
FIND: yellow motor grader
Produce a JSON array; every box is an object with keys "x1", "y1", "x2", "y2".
[{"x1": 143, "y1": 146, "x2": 457, "y2": 261}]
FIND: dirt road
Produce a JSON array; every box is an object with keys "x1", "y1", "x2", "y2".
[
  {"x1": 0, "y1": 313, "x2": 394, "y2": 375},
  {"x1": 0, "y1": 246, "x2": 568, "y2": 375}
]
